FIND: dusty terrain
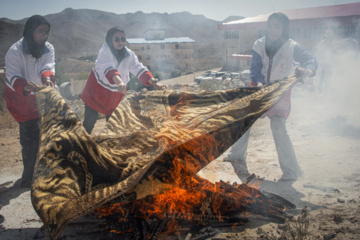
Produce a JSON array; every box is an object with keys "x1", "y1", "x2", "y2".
[{"x1": 0, "y1": 73, "x2": 360, "y2": 239}]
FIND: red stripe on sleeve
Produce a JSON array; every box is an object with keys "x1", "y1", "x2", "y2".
[
  {"x1": 105, "y1": 69, "x2": 120, "y2": 84},
  {"x1": 139, "y1": 71, "x2": 154, "y2": 86},
  {"x1": 41, "y1": 70, "x2": 55, "y2": 83}
]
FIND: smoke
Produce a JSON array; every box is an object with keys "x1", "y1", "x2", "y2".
[
  {"x1": 312, "y1": 17, "x2": 360, "y2": 130},
  {"x1": 326, "y1": 47, "x2": 360, "y2": 128},
  {"x1": 315, "y1": 38, "x2": 360, "y2": 129}
]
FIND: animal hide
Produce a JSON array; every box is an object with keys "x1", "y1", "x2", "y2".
[{"x1": 31, "y1": 76, "x2": 299, "y2": 239}]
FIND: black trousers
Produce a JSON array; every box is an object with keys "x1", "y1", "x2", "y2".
[
  {"x1": 18, "y1": 118, "x2": 40, "y2": 183},
  {"x1": 83, "y1": 104, "x2": 111, "y2": 134}
]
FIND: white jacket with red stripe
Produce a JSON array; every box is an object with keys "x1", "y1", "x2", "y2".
[
  {"x1": 5, "y1": 38, "x2": 55, "y2": 122},
  {"x1": 81, "y1": 43, "x2": 153, "y2": 116}
]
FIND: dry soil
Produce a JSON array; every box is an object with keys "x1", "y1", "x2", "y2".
[{"x1": 0, "y1": 73, "x2": 359, "y2": 239}]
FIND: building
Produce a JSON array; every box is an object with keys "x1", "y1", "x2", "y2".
[
  {"x1": 127, "y1": 29, "x2": 196, "y2": 72},
  {"x1": 218, "y1": 2, "x2": 360, "y2": 71}
]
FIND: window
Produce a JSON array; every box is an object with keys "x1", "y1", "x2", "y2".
[
  {"x1": 146, "y1": 55, "x2": 151, "y2": 60},
  {"x1": 226, "y1": 31, "x2": 239, "y2": 39},
  {"x1": 146, "y1": 45, "x2": 151, "y2": 50},
  {"x1": 175, "y1": 44, "x2": 179, "y2": 49},
  {"x1": 138, "y1": 55, "x2": 142, "y2": 61},
  {"x1": 161, "y1": 44, "x2": 165, "y2": 49}
]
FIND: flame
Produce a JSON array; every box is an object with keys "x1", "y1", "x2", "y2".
[
  {"x1": 95, "y1": 92, "x2": 286, "y2": 235},
  {"x1": 96, "y1": 155, "x2": 267, "y2": 234}
]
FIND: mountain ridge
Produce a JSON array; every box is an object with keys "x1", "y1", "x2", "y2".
[{"x1": 0, "y1": 8, "x2": 244, "y2": 70}]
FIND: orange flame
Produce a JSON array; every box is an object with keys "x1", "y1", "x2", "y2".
[{"x1": 95, "y1": 93, "x2": 285, "y2": 235}]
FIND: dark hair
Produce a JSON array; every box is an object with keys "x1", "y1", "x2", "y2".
[
  {"x1": 267, "y1": 12, "x2": 289, "y2": 40},
  {"x1": 23, "y1": 15, "x2": 50, "y2": 58},
  {"x1": 265, "y1": 12, "x2": 290, "y2": 59},
  {"x1": 23, "y1": 15, "x2": 50, "y2": 38},
  {"x1": 105, "y1": 27, "x2": 125, "y2": 49},
  {"x1": 105, "y1": 26, "x2": 126, "y2": 63}
]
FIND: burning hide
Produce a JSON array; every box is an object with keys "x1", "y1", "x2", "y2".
[{"x1": 31, "y1": 76, "x2": 299, "y2": 239}]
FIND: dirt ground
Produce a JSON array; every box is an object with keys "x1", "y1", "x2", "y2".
[{"x1": 0, "y1": 73, "x2": 360, "y2": 239}]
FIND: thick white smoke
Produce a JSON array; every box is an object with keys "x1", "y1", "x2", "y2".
[
  {"x1": 313, "y1": 22, "x2": 360, "y2": 129},
  {"x1": 320, "y1": 40, "x2": 360, "y2": 128}
]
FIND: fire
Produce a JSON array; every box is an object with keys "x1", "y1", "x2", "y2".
[
  {"x1": 94, "y1": 92, "x2": 290, "y2": 236},
  {"x1": 95, "y1": 153, "x2": 267, "y2": 235}
]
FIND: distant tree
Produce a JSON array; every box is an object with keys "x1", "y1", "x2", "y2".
[
  {"x1": 153, "y1": 71, "x2": 164, "y2": 81},
  {"x1": 170, "y1": 69, "x2": 182, "y2": 78}
]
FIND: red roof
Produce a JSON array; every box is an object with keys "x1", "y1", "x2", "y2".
[{"x1": 219, "y1": 2, "x2": 360, "y2": 30}]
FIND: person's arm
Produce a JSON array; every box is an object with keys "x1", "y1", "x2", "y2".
[
  {"x1": 128, "y1": 51, "x2": 167, "y2": 90},
  {"x1": 249, "y1": 50, "x2": 265, "y2": 86},
  {"x1": 94, "y1": 43, "x2": 122, "y2": 92},
  {"x1": 147, "y1": 77, "x2": 167, "y2": 90},
  {"x1": 137, "y1": 71, "x2": 167, "y2": 90},
  {"x1": 112, "y1": 74, "x2": 126, "y2": 93},
  {"x1": 40, "y1": 43, "x2": 55, "y2": 87},
  {"x1": 5, "y1": 45, "x2": 31, "y2": 94},
  {"x1": 294, "y1": 44, "x2": 318, "y2": 77}
]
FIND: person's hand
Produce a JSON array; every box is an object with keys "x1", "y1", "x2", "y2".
[
  {"x1": 112, "y1": 75, "x2": 126, "y2": 93},
  {"x1": 295, "y1": 67, "x2": 313, "y2": 78},
  {"x1": 117, "y1": 82, "x2": 126, "y2": 93},
  {"x1": 149, "y1": 78, "x2": 167, "y2": 90},
  {"x1": 24, "y1": 82, "x2": 38, "y2": 92},
  {"x1": 257, "y1": 82, "x2": 263, "y2": 87},
  {"x1": 153, "y1": 82, "x2": 167, "y2": 90},
  {"x1": 43, "y1": 77, "x2": 54, "y2": 87}
]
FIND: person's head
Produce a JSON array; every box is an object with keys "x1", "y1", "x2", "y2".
[
  {"x1": 267, "y1": 12, "x2": 289, "y2": 41},
  {"x1": 23, "y1": 15, "x2": 50, "y2": 46},
  {"x1": 106, "y1": 27, "x2": 126, "y2": 50},
  {"x1": 23, "y1": 15, "x2": 50, "y2": 58}
]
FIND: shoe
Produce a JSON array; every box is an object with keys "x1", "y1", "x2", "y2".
[
  {"x1": 278, "y1": 170, "x2": 303, "y2": 182},
  {"x1": 234, "y1": 169, "x2": 251, "y2": 181}
]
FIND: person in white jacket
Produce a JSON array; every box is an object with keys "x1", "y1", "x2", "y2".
[
  {"x1": 5, "y1": 15, "x2": 56, "y2": 188},
  {"x1": 81, "y1": 26, "x2": 166, "y2": 134},
  {"x1": 225, "y1": 12, "x2": 318, "y2": 182}
]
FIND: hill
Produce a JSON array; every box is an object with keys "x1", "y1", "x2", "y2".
[{"x1": 0, "y1": 8, "x2": 244, "y2": 70}]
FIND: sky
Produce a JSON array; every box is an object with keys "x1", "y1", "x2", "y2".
[{"x1": 0, "y1": 0, "x2": 359, "y2": 21}]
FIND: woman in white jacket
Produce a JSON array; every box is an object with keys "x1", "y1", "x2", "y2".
[
  {"x1": 81, "y1": 26, "x2": 166, "y2": 134},
  {"x1": 5, "y1": 15, "x2": 56, "y2": 188},
  {"x1": 226, "y1": 12, "x2": 318, "y2": 182}
]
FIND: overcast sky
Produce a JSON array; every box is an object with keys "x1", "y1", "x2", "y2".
[{"x1": 0, "y1": 0, "x2": 359, "y2": 21}]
